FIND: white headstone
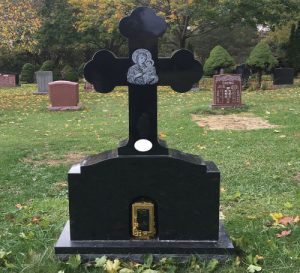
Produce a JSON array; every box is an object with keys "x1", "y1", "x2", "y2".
[{"x1": 35, "y1": 71, "x2": 53, "y2": 93}]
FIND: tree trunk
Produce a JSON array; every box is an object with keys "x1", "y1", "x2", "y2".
[
  {"x1": 179, "y1": 37, "x2": 187, "y2": 48},
  {"x1": 257, "y1": 69, "x2": 262, "y2": 89}
]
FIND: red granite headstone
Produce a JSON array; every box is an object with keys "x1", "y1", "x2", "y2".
[
  {"x1": 48, "y1": 81, "x2": 81, "y2": 110},
  {"x1": 0, "y1": 74, "x2": 17, "y2": 87},
  {"x1": 212, "y1": 74, "x2": 242, "y2": 108}
]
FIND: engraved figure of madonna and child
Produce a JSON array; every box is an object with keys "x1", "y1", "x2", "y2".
[{"x1": 127, "y1": 49, "x2": 159, "y2": 85}]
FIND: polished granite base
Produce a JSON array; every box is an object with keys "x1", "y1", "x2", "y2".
[{"x1": 55, "y1": 221, "x2": 235, "y2": 261}]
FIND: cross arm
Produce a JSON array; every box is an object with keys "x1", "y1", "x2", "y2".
[
  {"x1": 157, "y1": 49, "x2": 203, "y2": 93},
  {"x1": 84, "y1": 50, "x2": 130, "y2": 93}
]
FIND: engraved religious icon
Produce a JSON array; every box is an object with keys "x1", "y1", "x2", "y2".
[{"x1": 127, "y1": 49, "x2": 159, "y2": 85}]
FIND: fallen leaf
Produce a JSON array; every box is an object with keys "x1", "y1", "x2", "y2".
[
  {"x1": 32, "y1": 216, "x2": 41, "y2": 224},
  {"x1": 105, "y1": 259, "x2": 120, "y2": 273},
  {"x1": 245, "y1": 160, "x2": 251, "y2": 166},
  {"x1": 15, "y1": 203, "x2": 22, "y2": 209},
  {"x1": 293, "y1": 215, "x2": 300, "y2": 224},
  {"x1": 159, "y1": 132, "x2": 167, "y2": 138},
  {"x1": 95, "y1": 256, "x2": 107, "y2": 268},
  {"x1": 234, "y1": 191, "x2": 241, "y2": 200},
  {"x1": 270, "y1": 212, "x2": 283, "y2": 224},
  {"x1": 235, "y1": 256, "x2": 241, "y2": 267},
  {"x1": 247, "y1": 264, "x2": 262, "y2": 272},
  {"x1": 220, "y1": 187, "x2": 226, "y2": 193},
  {"x1": 255, "y1": 255, "x2": 264, "y2": 261},
  {"x1": 197, "y1": 145, "x2": 207, "y2": 150},
  {"x1": 278, "y1": 216, "x2": 293, "y2": 226},
  {"x1": 67, "y1": 254, "x2": 81, "y2": 269},
  {"x1": 276, "y1": 230, "x2": 291, "y2": 238}
]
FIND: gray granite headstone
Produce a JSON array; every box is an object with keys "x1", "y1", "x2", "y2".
[{"x1": 34, "y1": 71, "x2": 53, "y2": 94}]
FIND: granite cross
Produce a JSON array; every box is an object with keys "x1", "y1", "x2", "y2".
[{"x1": 84, "y1": 7, "x2": 203, "y2": 155}]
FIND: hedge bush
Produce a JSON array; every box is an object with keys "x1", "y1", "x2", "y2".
[
  {"x1": 204, "y1": 45, "x2": 235, "y2": 76},
  {"x1": 246, "y1": 42, "x2": 277, "y2": 88},
  {"x1": 20, "y1": 63, "x2": 35, "y2": 83},
  {"x1": 40, "y1": 60, "x2": 55, "y2": 71},
  {"x1": 61, "y1": 65, "x2": 79, "y2": 82}
]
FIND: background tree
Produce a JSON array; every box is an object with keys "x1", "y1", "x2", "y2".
[
  {"x1": 1, "y1": 0, "x2": 300, "y2": 75},
  {"x1": 68, "y1": 0, "x2": 132, "y2": 56},
  {"x1": 203, "y1": 45, "x2": 235, "y2": 76},
  {"x1": 68, "y1": 0, "x2": 236, "y2": 52},
  {"x1": 287, "y1": 22, "x2": 300, "y2": 73},
  {"x1": 246, "y1": 41, "x2": 278, "y2": 89},
  {"x1": 263, "y1": 22, "x2": 295, "y2": 66},
  {"x1": 190, "y1": 24, "x2": 258, "y2": 64},
  {"x1": 222, "y1": 0, "x2": 300, "y2": 30},
  {"x1": 0, "y1": 0, "x2": 41, "y2": 51},
  {"x1": 36, "y1": 0, "x2": 80, "y2": 66}
]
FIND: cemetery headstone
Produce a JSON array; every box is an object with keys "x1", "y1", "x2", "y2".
[
  {"x1": 55, "y1": 7, "x2": 234, "y2": 260},
  {"x1": 235, "y1": 64, "x2": 251, "y2": 89},
  {"x1": 212, "y1": 74, "x2": 242, "y2": 108},
  {"x1": 34, "y1": 71, "x2": 53, "y2": 94},
  {"x1": 273, "y1": 68, "x2": 294, "y2": 86},
  {"x1": 0, "y1": 73, "x2": 19, "y2": 87},
  {"x1": 48, "y1": 81, "x2": 81, "y2": 110}
]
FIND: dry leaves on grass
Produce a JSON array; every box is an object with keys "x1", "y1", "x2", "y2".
[
  {"x1": 22, "y1": 152, "x2": 87, "y2": 167},
  {"x1": 191, "y1": 113, "x2": 279, "y2": 130},
  {"x1": 270, "y1": 213, "x2": 300, "y2": 226},
  {"x1": 269, "y1": 212, "x2": 299, "y2": 238}
]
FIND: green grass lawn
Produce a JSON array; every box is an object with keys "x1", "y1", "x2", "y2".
[{"x1": 0, "y1": 82, "x2": 300, "y2": 273}]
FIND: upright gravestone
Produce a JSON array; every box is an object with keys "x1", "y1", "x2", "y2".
[
  {"x1": 34, "y1": 71, "x2": 53, "y2": 94},
  {"x1": 235, "y1": 64, "x2": 251, "y2": 89},
  {"x1": 48, "y1": 81, "x2": 81, "y2": 110},
  {"x1": 212, "y1": 74, "x2": 242, "y2": 108},
  {"x1": 0, "y1": 73, "x2": 19, "y2": 87},
  {"x1": 55, "y1": 7, "x2": 234, "y2": 259},
  {"x1": 273, "y1": 68, "x2": 294, "y2": 86}
]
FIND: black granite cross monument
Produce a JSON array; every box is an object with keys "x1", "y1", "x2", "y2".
[
  {"x1": 84, "y1": 7, "x2": 202, "y2": 155},
  {"x1": 55, "y1": 7, "x2": 234, "y2": 260}
]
